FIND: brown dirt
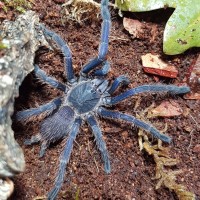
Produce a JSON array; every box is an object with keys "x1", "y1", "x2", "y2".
[{"x1": 1, "y1": 0, "x2": 199, "y2": 199}]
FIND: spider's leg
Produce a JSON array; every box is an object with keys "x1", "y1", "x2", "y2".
[
  {"x1": 87, "y1": 114, "x2": 111, "y2": 173},
  {"x1": 98, "y1": 107, "x2": 171, "y2": 143},
  {"x1": 47, "y1": 118, "x2": 82, "y2": 200},
  {"x1": 16, "y1": 97, "x2": 62, "y2": 122},
  {"x1": 25, "y1": 135, "x2": 49, "y2": 158},
  {"x1": 81, "y1": 0, "x2": 111, "y2": 76},
  {"x1": 39, "y1": 140, "x2": 49, "y2": 158},
  {"x1": 93, "y1": 60, "x2": 110, "y2": 76},
  {"x1": 35, "y1": 64, "x2": 66, "y2": 91},
  {"x1": 107, "y1": 75, "x2": 130, "y2": 94},
  {"x1": 41, "y1": 25, "x2": 76, "y2": 83},
  {"x1": 107, "y1": 84, "x2": 190, "y2": 105},
  {"x1": 24, "y1": 134, "x2": 41, "y2": 145}
]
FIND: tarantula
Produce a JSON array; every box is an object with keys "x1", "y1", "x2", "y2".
[{"x1": 16, "y1": 0, "x2": 190, "y2": 199}]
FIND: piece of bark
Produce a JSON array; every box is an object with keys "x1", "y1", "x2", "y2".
[
  {"x1": 142, "y1": 53, "x2": 178, "y2": 78},
  {"x1": 0, "y1": 11, "x2": 48, "y2": 199}
]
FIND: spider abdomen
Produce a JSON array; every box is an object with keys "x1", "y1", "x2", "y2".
[
  {"x1": 68, "y1": 81, "x2": 101, "y2": 114},
  {"x1": 40, "y1": 106, "x2": 75, "y2": 142}
]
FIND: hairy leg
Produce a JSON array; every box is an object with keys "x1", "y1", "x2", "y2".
[
  {"x1": 93, "y1": 61, "x2": 110, "y2": 76},
  {"x1": 47, "y1": 118, "x2": 82, "y2": 200},
  {"x1": 107, "y1": 75, "x2": 130, "y2": 94},
  {"x1": 98, "y1": 107, "x2": 171, "y2": 143},
  {"x1": 34, "y1": 64, "x2": 66, "y2": 91},
  {"x1": 87, "y1": 114, "x2": 111, "y2": 173},
  {"x1": 24, "y1": 134, "x2": 41, "y2": 145},
  {"x1": 16, "y1": 97, "x2": 62, "y2": 121},
  {"x1": 107, "y1": 84, "x2": 190, "y2": 105},
  {"x1": 40, "y1": 25, "x2": 76, "y2": 83},
  {"x1": 81, "y1": 0, "x2": 111, "y2": 76},
  {"x1": 24, "y1": 134, "x2": 49, "y2": 157}
]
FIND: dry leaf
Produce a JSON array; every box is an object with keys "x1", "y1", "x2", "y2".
[
  {"x1": 142, "y1": 53, "x2": 178, "y2": 78},
  {"x1": 123, "y1": 18, "x2": 143, "y2": 38},
  {"x1": 123, "y1": 18, "x2": 158, "y2": 42},
  {"x1": 148, "y1": 100, "x2": 183, "y2": 117}
]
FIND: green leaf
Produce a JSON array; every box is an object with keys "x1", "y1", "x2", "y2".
[{"x1": 115, "y1": 0, "x2": 200, "y2": 55}]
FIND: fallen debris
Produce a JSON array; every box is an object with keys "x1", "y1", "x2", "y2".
[
  {"x1": 141, "y1": 53, "x2": 178, "y2": 78},
  {"x1": 147, "y1": 100, "x2": 183, "y2": 118},
  {"x1": 136, "y1": 104, "x2": 195, "y2": 200},
  {"x1": 61, "y1": 0, "x2": 100, "y2": 23},
  {"x1": 144, "y1": 141, "x2": 195, "y2": 200},
  {"x1": 123, "y1": 17, "x2": 158, "y2": 42},
  {"x1": 123, "y1": 18, "x2": 143, "y2": 38}
]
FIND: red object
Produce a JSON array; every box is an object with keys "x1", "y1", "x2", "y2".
[{"x1": 143, "y1": 67, "x2": 178, "y2": 78}]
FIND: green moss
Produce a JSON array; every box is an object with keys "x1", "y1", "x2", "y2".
[
  {"x1": 1, "y1": 0, "x2": 32, "y2": 13},
  {"x1": 74, "y1": 188, "x2": 80, "y2": 200}
]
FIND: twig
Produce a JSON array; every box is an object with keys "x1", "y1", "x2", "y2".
[
  {"x1": 109, "y1": 35, "x2": 130, "y2": 42},
  {"x1": 187, "y1": 129, "x2": 194, "y2": 151}
]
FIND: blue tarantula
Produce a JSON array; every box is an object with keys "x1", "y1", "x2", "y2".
[{"x1": 16, "y1": 0, "x2": 190, "y2": 199}]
